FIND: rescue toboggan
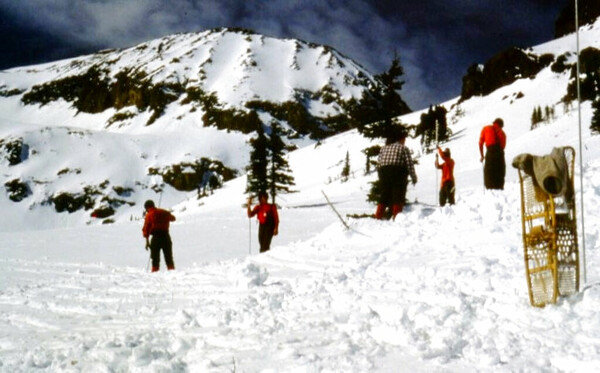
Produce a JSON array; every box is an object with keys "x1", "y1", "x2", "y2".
[{"x1": 513, "y1": 146, "x2": 579, "y2": 307}]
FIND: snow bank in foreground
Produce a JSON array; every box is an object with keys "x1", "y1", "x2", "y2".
[{"x1": 1, "y1": 167, "x2": 600, "y2": 372}]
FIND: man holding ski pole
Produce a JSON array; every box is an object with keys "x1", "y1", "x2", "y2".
[
  {"x1": 142, "y1": 199, "x2": 176, "y2": 272},
  {"x1": 247, "y1": 192, "x2": 279, "y2": 253},
  {"x1": 435, "y1": 146, "x2": 455, "y2": 206}
]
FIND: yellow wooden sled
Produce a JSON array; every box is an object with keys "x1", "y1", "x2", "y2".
[{"x1": 516, "y1": 146, "x2": 579, "y2": 307}]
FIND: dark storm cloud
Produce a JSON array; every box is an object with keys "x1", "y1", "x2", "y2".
[
  {"x1": 369, "y1": 0, "x2": 565, "y2": 107},
  {"x1": 0, "y1": 0, "x2": 566, "y2": 110}
]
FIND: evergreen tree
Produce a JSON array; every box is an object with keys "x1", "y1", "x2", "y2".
[
  {"x1": 351, "y1": 54, "x2": 411, "y2": 139},
  {"x1": 362, "y1": 145, "x2": 381, "y2": 175},
  {"x1": 267, "y1": 121, "x2": 295, "y2": 202},
  {"x1": 531, "y1": 106, "x2": 539, "y2": 129},
  {"x1": 341, "y1": 151, "x2": 350, "y2": 182},
  {"x1": 245, "y1": 112, "x2": 269, "y2": 196},
  {"x1": 591, "y1": 98, "x2": 600, "y2": 133},
  {"x1": 378, "y1": 54, "x2": 407, "y2": 122},
  {"x1": 530, "y1": 106, "x2": 546, "y2": 129},
  {"x1": 418, "y1": 105, "x2": 449, "y2": 152}
]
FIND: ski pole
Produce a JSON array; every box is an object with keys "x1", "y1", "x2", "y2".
[
  {"x1": 435, "y1": 120, "x2": 439, "y2": 204},
  {"x1": 158, "y1": 186, "x2": 164, "y2": 207},
  {"x1": 435, "y1": 153, "x2": 439, "y2": 206},
  {"x1": 247, "y1": 195, "x2": 252, "y2": 255}
]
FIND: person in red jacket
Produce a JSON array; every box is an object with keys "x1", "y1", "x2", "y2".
[
  {"x1": 142, "y1": 200, "x2": 176, "y2": 272},
  {"x1": 435, "y1": 146, "x2": 455, "y2": 206},
  {"x1": 479, "y1": 118, "x2": 507, "y2": 190},
  {"x1": 247, "y1": 191, "x2": 279, "y2": 253}
]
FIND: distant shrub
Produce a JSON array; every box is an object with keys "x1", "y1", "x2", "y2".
[
  {"x1": 246, "y1": 99, "x2": 322, "y2": 138},
  {"x1": 52, "y1": 192, "x2": 95, "y2": 213},
  {"x1": 0, "y1": 87, "x2": 24, "y2": 97},
  {"x1": 107, "y1": 111, "x2": 136, "y2": 127},
  {"x1": 148, "y1": 158, "x2": 237, "y2": 195},
  {"x1": 0, "y1": 137, "x2": 28, "y2": 165},
  {"x1": 5, "y1": 179, "x2": 31, "y2": 202},
  {"x1": 91, "y1": 206, "x2": 115, "y2": 218},
  {"x1": 551, "y1": 53, "x2": 571, "y2": 74},
  {"x1": 564, "y1": 47, "x2": 600, "y2": 103}
]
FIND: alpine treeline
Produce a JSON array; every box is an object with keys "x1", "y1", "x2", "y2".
[
  {"x1": 417, "y1": 105, "x2": 451, "y2": 153},
  {"x1": 246, "y1": 54, "x2": 430, "y2": 204}
]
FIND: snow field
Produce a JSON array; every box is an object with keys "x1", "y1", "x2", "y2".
[
  {"x1": 2, "y1": 163, "x2": 600, "y2": 372},
  {"x1": 1, "y1": 17, "x2": 600, "y2": 373}
]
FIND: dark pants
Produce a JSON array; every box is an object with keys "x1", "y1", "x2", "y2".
[
  {"x1": 150, "y1": 231, "x2": 175, "y2": 270},
  {"x1": 439, "y1": 180, "x2": 455, "y2": 206},
  {"x1": 258, "y1": 218, "x2": 275, "y2": 253},
  {"x1": 378, "y1": 165, "x2": 408, "y2": 206},
  {"x1": 484, "y1": 145, "x2": 505, "y2": 190},
  {"x1": 376, "y1": 165, "x2": 408, "y2": 219}
]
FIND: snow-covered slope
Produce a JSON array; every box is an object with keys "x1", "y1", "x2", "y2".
[
  {"x1": 1, "y1": 19, "x2": 600, "y2": 373},
  {"x1": 0, "y1": 28, "x2": 377, "y2": 229}
]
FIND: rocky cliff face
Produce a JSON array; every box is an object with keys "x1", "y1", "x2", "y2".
[
  {"x1": 460, "y1": 5, "x2": 600, "y2": 104},
  {"x1": 4, "y1": 27, "x2": 381, "y2": 139},
  {"x1": 555, "y1": 0, "x2": 600, "y2": 38},
  {"x1": 460, "y1": 47, "x2": 554, "y2": 102}
]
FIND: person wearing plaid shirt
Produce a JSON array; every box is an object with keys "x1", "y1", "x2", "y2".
[{"x1": 375, "y1": 129, "x2": 417, "y2": 220}]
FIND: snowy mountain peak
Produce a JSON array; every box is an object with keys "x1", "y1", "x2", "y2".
[
  {"x1": 2, "y1": 27, "x2": 375, "y2": 131},
  {"x1": 0, "y1": 28, "x2": 386, "y2": 227}
]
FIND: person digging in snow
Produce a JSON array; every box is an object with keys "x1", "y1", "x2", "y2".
[
  {"x1": 479, "y1": 117, "x2": 507, "y2": 190},
  {"x1": 247, "y1": 191, "x2": 279, "y2": 253},
  {"x1": 435, "y1": 146, "x2": 455, "y2": 206},
  {"x1": 375, "y1": 128, "x2": 417, "y2": 220},
  {"x1": 142, "y1": 199, "x2": 176, "y2": 272}
]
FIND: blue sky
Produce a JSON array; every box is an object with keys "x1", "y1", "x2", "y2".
[{"x1": 0, "y1": 0, "x2": 566, "y2": 110}]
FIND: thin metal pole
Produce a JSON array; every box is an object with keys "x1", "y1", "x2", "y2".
[
  {"x1": 575, "y1": 0, "x2": 587, "y2": 284},
  {"x1": 435, "y1": 120, "x2": 439, "y2": 205}
]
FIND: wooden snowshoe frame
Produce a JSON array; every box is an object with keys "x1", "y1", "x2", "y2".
[{"x1": 517, "y1": 146, "x2": 579, "y2": 307}]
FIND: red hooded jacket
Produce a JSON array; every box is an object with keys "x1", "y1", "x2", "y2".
[
  {"x1": 479, "y1": 122, "x2": 506, "y2": 156},
  {"x1": 142, "y1": 208, "x2": 176, "y2": 238}
]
